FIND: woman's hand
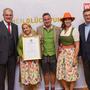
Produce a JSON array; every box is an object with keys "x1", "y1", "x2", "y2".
[
  {"x1": 57, "y1": 46, "x2": 62, "y2": 59},
  {"x1": 57, "y1": 46, "x2": 62, "y2": 55},
  {"x1": 73, "y1": 56, "x2": 78, "y2": 66},
  {"x1": 58, "y1": 44, "x2": 63, "y2": 53},
  {"x1": 17, "y1": 56, "x2": 23, "y2": 64},
  {"x1": 17, "y1": 56, "x2": 20, "y2": 64}
]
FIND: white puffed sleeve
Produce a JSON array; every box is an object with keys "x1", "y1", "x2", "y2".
[{"x1": 72, "y1": 28, "x2": 80, "y2": 42}]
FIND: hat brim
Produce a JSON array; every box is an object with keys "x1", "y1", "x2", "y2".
[{"x1": 60, "y1": 17, "x2": 75, "y2": 22}]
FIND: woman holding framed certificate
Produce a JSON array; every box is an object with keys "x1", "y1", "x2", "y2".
[{"x1": 17, "y1": 23, "x2": 41, "y2": 90}]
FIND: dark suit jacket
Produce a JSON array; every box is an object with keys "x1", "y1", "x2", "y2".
[
  {"x1": 0, "y1": 21, "x2": 18, "y2": 64},
  {"x1": 79, "y1": 23, "x2": 90, "y2": 61}
]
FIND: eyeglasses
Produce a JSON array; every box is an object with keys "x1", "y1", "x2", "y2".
[{"x1": 84, "y1": 14, "x2": 90, "y2": 17}]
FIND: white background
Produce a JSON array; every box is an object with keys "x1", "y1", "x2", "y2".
[{"x1": 0, "y1": 0, "x2": 89, "y2": 89}]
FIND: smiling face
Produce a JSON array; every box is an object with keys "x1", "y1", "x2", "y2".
[
  {"x1": 64, "y1": 18, "x2": 72, "y2": 28},
  {"x1": 22, "y1": 24, "x2": 31, "y2": 35},
  {"x1": 83, "y1": 10, "x2": 90, "y2": 24},
  {"x1": 43, "y1": 14, "x2": 52, "y2": 28},
  {"x1": 3, "y1": 8, "x2": 13, "y2": 23}
]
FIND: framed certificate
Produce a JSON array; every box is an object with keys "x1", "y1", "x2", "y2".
[{"x1": 22, "y1": 35, "x2": 41, "y2": 60}]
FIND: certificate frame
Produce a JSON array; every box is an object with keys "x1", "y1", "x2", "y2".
[{"x1": 22, "y1": 35, "x2": 41, "y2": 60}]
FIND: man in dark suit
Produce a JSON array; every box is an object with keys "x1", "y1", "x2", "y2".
[
  {"x1": 79, "y1": 9, "x2": 90, "y2": 89},
  {"x1": 0, "y1": 8, "x2": 18, "y2": 90}
]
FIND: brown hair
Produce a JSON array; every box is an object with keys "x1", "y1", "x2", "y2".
[
  {"x1": 61, "y1": 21, "x2": 66, "y2": 29},
  {"x1": 42, "y1": 12, "x2": 51, "y2": 18},
  {"x1": 83, "y1": 9, "x2": 90, "y2": 14}
]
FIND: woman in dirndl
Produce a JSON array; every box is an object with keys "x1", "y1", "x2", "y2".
[{"x1": 56, "y1": 12, "x2": 80, "y2": 90}]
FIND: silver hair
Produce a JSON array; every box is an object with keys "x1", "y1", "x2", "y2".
[{"x1": 3, "y1": 8, "x2": 13, "y2": 15}]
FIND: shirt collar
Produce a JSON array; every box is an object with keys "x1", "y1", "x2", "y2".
[
  {"x1": 3, "y1": 20, "x2": 11, "y2": 27},
  {"x1": 43, "y1": 25, "x2": 53, "y2": 30},
  {"x1": 85, "y1": 22, "x2": 90, "y2": 26}
]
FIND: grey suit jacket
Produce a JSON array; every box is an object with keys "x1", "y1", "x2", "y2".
[{"x1": 0, "y1": 21, "x2": 18, "y2": 64}]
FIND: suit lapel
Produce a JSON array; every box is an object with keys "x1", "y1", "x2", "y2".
[
  {"x1": 81, "y1": 24, "x2": 86, "y2": 42},
  {"x1": 1, "y1": 21, "x2": 9, "y2": 37},
  {"x1": 2, "y1": 21, "x2": 8, "y2": 31},
  {"x1": 87, "y1": 30, "x2": 90, "y2": 42},
  {"x1": 11, "y1": 23, "x2": 16, "y2": 45}
]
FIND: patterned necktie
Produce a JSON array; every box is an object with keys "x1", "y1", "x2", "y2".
[{"x1": 7, "y1": 23, "x2": 10, "y2": 33}]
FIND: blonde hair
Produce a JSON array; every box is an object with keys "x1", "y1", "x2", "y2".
[
  {"x1": 22, "y1": 22, "x2": 32, "y2": 30},
  {"x1": 21, "y1": 23, "x2": 37, "y2": 36}
]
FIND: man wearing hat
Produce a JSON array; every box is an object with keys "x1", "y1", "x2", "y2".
[
  {"x1": 79, "y1": 8, "x2": 90, "y2": 89},
  {"x1": 57, "y1": 12, "x2": 79, "y2": 90}
]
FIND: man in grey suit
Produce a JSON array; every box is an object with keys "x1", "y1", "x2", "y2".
[
  {"x1": 79, "y1": 9, "x2": 90, "y2": 89},
  {"x1": 37, "y1": 13, "x2": 60, "y2": 90},
  {"x1": 0, "y1": 8, "x2": 18, "y2": 90}
]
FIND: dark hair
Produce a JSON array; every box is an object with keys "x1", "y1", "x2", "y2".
[
  {"x1": 61, "y1": 21, "x2": 66, "y2": 29},
  {"x1": 42, "y1": 12, "x2": 51, "y2": 18},
  {"x1": 83, "y1": 9, "x2": 90, "y2": 14}
]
